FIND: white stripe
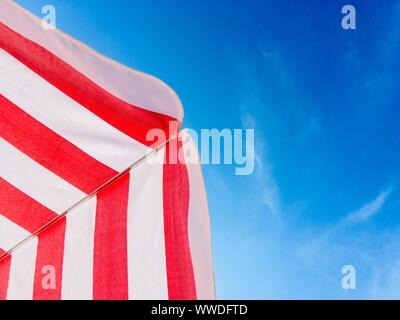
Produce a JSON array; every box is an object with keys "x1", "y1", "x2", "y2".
[
  {"x1": 0, "y1": 48, "x2": 149, "y2": 172},
  {"x1": 7, "y1": 237, "x2": 38, "y2": 300},
  {"x1": 0, "y1": 0, "x2": 183, "y2": 120},
  {"x1": 0, "y1": 138, "x2": 85, "y2": 214},
  {"x1": 62, "y1": 197, "x2": 97, "y2": 300},
  {"x1": 181, "y1": 130, "x2": 216, "y2": 299},
  {"x1": 0, "y1": 215, "x2": 30, "y2": 252},
  {"x1": 127, "y1": 148, "x2": 168, "y2": 300}
]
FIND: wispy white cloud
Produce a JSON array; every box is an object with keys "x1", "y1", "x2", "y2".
[
  {"x1": 235, "y1": 54, "x2": 283, "y2": 217},
  {"x1": 342, "y1": 189, "x2": 392, "y2": 225},
  {"x1": 299, "y1": 188, "x2": 392, "y2": 255},
  {"x1": 240, "y1": 110, "x2": 281, "y2": 217},
  {"x1": 296, "y1": 187, "x2": 394, "y2": 297}
]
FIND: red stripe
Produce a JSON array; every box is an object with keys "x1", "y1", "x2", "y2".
[
  {"x1": 0, "y1": 178, "x2": 57, "y2": 233},
  {"x1": 0, "y1": 250, "x2": 11, "y2": 300},
  {"x1": 93, "y1": 172, "x2": 130, "y2": 300},
  {"x1": 0, "y1": 94, "x2": 118, "y2": 194},
  {"x1": 163, "y1": 141, "x2": 197, "y2": 300},
  {"x1": 33, "y1": 217, "x2": 66, "y2": 300},
  {"x1": 0, "y1": 22, "x2": 177, "y2": 147}
]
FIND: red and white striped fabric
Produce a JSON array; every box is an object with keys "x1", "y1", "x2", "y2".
[{"x1": 0, "y1": 0, "x2": 214, "y2": 300}]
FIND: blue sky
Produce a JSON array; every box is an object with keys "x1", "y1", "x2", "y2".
[{"x1": 19, "y1": 0, "x2": 400, "y2": 299}]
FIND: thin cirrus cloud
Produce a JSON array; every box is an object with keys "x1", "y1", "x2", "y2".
[
  {"x1": 241, "y1": 111, "x2": 281, "y2": 217},
  {"x1": 297, "y1": 187, "x2": 393, "y2": 271},
  {"x1": 341, "y1": 188, "x2": 392, "y2": 226}
]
